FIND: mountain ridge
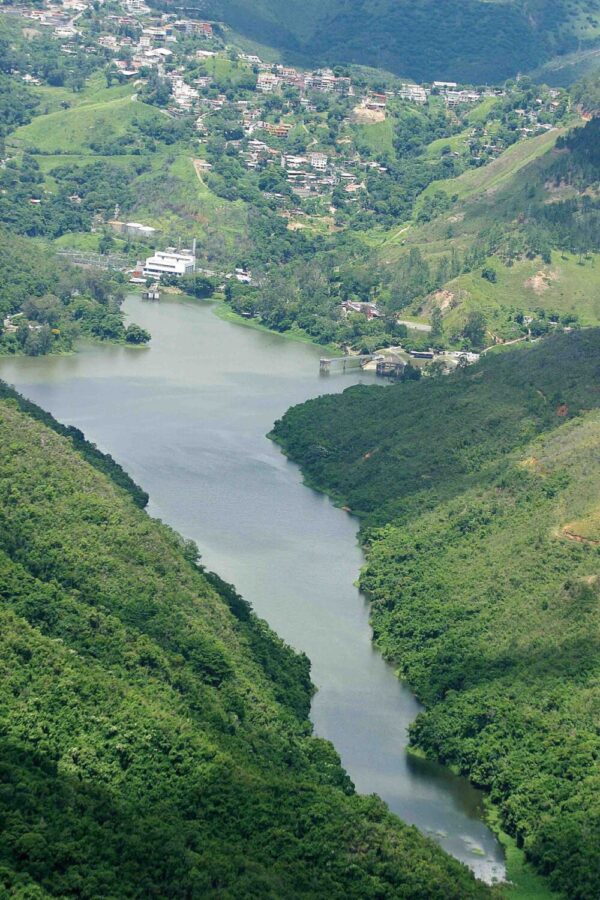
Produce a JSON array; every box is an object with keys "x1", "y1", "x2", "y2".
[{"x1": 180, "y1": 0, "x2": 600, "y2": 82}]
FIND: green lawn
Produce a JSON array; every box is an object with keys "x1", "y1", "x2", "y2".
[
  {"x1": 352, "y1": 118, "x2": 395, "y2": 155},
  {"x1": 466, "y1": 97, "x2": 501, "y2": 125},
  {"x1": 53, "y1": 231, "x2": 104, "y2": 252},
  {"x1": 203, "y1": 54, "x2": 256, "y2": 85},
  {"x1": 424, "y1": 128, "x2": 472, "y2": 160}
]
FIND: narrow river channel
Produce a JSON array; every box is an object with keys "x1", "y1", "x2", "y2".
[{"x1": 0, "y1": 294, "x2": 505, "y2": 883}]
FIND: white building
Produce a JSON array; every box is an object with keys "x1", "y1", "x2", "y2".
[
  {"x1": 445, "y1": 89, "x2": 482, "y2": 107},
  {"x1": 281, "y1": 154, "x2": 308, "y2": 170},
  {"x1": 144, "y1": 248, "x2": 196, "y2": 278},
  {"x1": 124, "y1": 0, "x2": 150, "y2": 13},
  {"x1": 257, "y1": 73, "x2": 280, "y2": 93},
  {"x1": 309, "y1": 152, "x2": 328, "y2": 170},
  {"x1": 398, "y1": 83, "x2": 429, "y2": 104},
  {"x1": 170, "y1": 74, "x2": 199, "y2": 109}
]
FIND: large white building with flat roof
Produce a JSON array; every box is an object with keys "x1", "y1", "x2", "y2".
[{"x1": 144, "y1": 248, "x2": 196, "y2": 278}]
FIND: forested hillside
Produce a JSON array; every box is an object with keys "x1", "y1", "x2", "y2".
[
  {"x1": 272, "y1": 328, "x2": 600, "y2": 899},
  {"x1": 0, "y1": 229, "x2": 151, "y2": 355},
  {"x1": 187, "y1": 0, "x2": 600, "y2": 81},
  {"x1": 0, "y1": 388, "x2": 492, "y2": 898}
]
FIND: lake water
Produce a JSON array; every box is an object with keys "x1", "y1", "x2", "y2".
[{"x1": 0, "y1": 294, "x2": 505, "y2": 883}]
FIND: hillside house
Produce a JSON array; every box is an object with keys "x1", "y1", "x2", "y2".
[
  {"x1": 445, "y1": 89, "x2": 481, "y2": 107},
  {"x1": 342, "y1": 301, "x2": 381, "y2": 320},
  {"x1": 398, "y1": 83, "x2": 429, "y2": 104},
  {"x1": 365, "y1": 92, "x2": 387, "y2": 111},
  {"x1": 282, "y1": 154, "x2": 308, "y2": 170},
  {"x1": 173, "y1": 19, "x2": 212, "y2": 37},
  {"x1": 240, "y1": 54, "x2": 263, "y2": 65},
  {"x1": 262, "y1": 122, "x2": 293, "y2": 137}
]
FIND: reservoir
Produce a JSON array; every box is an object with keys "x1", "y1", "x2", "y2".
[{"x1": 0, "y1": 294, "x2": 505, "y2": 883}]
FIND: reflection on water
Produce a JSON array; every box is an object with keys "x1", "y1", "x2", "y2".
[{"x1": 0, "y1": 295, "x2": 505, "y2": 883}]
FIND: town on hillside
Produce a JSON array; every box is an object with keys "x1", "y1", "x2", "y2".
[{"x1": 0, "y1": 0, "x2": 584, "y2": 363}]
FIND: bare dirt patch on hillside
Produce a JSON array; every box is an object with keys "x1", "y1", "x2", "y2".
[
  {"x1": 430, "y1": 289, "x2": 458, "y2": 314},
  {"x1": 351, "y1": 106, "x2": 386, "y2": 124},
  {"x1": 524, "y1": 270, "x2": 560, "y2": 294}
]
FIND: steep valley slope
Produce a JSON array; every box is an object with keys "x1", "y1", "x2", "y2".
[
  {"x1": 272, "y1": 328, "x2": 600, "y2": 899},
  {"x1": 0, "y1": 383, "x2": 491, "y2": 899}
]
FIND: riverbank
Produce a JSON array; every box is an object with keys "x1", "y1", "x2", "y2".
[
  {"x1": 212, "y1": 295, "x2": 345, "y2": 356},
  {"x1": 270, "y1": 332, "x2": 600, "y2": 900},
  {"x1": 147, "y1": 284, "x2": 344, "y2": 356},
  {"x1": 485, "y1": 806, "x2": 557, "y2": 900},
  {"x1": 274, "y1": 426, "x2": 543, "y2": 899},
  {"x1": 0, "y1": 292, "x2": 506, "y2": 884},
  {"x1": 405, "y1": 746, "x2": 556, "y2": 898}
]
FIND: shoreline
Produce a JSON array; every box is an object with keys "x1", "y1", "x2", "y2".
[
  {"x1": 271, "y1": 425, "x2": 557, "y2": 899},
  {"x1": 212, "y1": 296, "x2": 344, "y2": 356},
  {"x1": 140, "y1": 284, "x2": 344, "y2": 356}
]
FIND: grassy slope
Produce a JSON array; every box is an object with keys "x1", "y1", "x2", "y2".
[
  {"x1": 0, "y1": 395, "x2": 492, "y2": 899},
  {"x1": 32, "y1": 72, "x2": 135, "y2": 114},
  {"x1": 272, "y1": 328, "x2": 600, "y2": 900},
  {"x1": 371, "y1": 122, "x2": 600, "y2": 335},
  {"x1": 428, "y1": 254, "x2": 600, "y2": 339},
  {"x1": 8, "y1": 93, "x2": 160, "y2": 154},
  {"x1": 352, "y1": 119, "x2": 395, "y2": 155},
  {"x1": 415, "y1": 129, "x2": 566, "y2": 208},
  {"x1": 6, "y1": 77, "x2": 249, "y2": 254}
]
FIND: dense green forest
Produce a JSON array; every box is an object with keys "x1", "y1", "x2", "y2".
[
  {"x1": 272, "y1": 328, "x2": 600, "y2": 899},
  {"x1": 0, "y1": 391, "x2": 494, "y2": 898},
  {"x1": 183, "y1": 0, "x2": 600, "y2": 81}
]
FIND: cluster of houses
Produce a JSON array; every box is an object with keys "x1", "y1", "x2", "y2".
[
  {"x1": 254, "y1": 65, "x2": 352, "y2": 96},
  {"x1": 18, "y1": 0, "x2": 86, "y2": 37},
  {"x1": 7, "y1": 0, "x2": 568, "y2": 221},
  {"x1": 397, "y1": 81, "x2": 505, "y2": 107},
  {"x1": 280, "y1": 152, "x2": 339, "y2": 196},
  {"x1": 238, "y1": 139, "x2": 367, "y2": 198}
]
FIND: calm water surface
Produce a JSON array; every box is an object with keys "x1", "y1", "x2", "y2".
[{"x1": 0, "y1": 295, "x2": 505, "y2": 883}]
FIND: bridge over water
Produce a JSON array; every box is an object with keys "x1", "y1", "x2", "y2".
[
  {"x1": 319, "y1": 355, "x2": 373, "y2": 374},
  {"x1": 320, "y1": 352, "x2": 407, "y2": 378}
]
